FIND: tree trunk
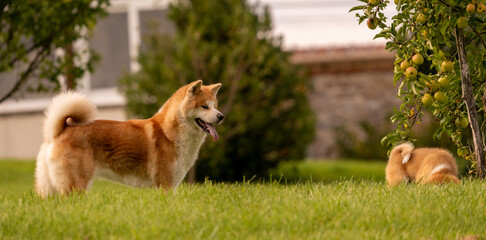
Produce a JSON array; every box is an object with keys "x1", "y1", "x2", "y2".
[
  {"x1": 455, "y1": 27, "x2": 485, "y2": 177},
  {"x1": 65, "y1": 43, "x2": 75, "y2": 90}
]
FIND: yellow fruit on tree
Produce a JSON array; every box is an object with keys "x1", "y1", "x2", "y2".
[
  {"x1": 367, "y1": 18, "x2": 378, "y2": 30},
  {"x1": 438, "y1": 77, "x2": 450, "y2": 88},
  {"x1": 400, "y1": 61, "x2": 410, "y2": 70},
  {"x1": 412, "y1": 54, "x2": 424, "y2": 65},
  {"x1": 455, "y1": 117, "x2": 469, "y2": 128},
  {"x1": 405, "y1": 67, "x2": 417, "y2": 79},
  {"x1": 422, "y1": 93, "x2": 434, "y2": 107},
  {"x1": 441, "y1": 61, "x2": 454, "y2": 73},
  {"x1": 434, "y1": 91, "x2": 445, "y2": 103},
  {"x1": 457, "y1": 17, "x2": 468, "y2": 28},
  {"x1": 467, "y1": 3, "x2": 476, "y2": 14},
  {"x1": 477, "y1": 2, "x2": 486, "y2": 13}
]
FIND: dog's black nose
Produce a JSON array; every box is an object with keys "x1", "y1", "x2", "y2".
[{"x1": 217, "y1": 114, "x2": 224, "y2": 122}]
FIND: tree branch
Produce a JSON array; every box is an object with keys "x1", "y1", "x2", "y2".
[
  {"x1": 472, "y1": 30, "x2": 486, "y2": 50},
  {"x1": 0, "y1": 48, "x2": 49, "y2": 103},
  {"x1": 221, "y1": 61, "x2": 248, "y2": 116},
  {"x1": 4, "y1": 11, "x2": 79, "y2": 68},
  {"x1": 451, "y1": 31, "x2": 486, "y2": 60},
  {"x1": 220, "y1": 40, "x2": 257, "y2": 115}
]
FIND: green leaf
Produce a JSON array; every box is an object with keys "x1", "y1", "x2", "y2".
[
  {"x1": 398, "y1": 80, "x2": 405, "y2": 96},
  {"x1": 348, "y1": 5, "x2": 366, "y2": 13},
  {"x1": 373, "y1": 33, "x2": 388, "y2": 39},
  {"x1": 439, "y1": 21, "x2": 450, "y2": 36},
  {"x1": 433, "y1": 127, "x2": 444, "y2": 141},
  {"x1": 381, "y1": 135, "x2": 389, "y2": 146}
]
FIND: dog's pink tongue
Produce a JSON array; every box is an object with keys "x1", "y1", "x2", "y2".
[{"x1": 207, "y1": 124, "x2": 219, "y2": 141}]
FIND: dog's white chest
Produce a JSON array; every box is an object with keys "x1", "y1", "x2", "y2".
[{"x1": 172, "y1": 132, "x2": 206, "y2": 188}]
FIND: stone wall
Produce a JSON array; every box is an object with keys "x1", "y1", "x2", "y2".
[
  {"x1": 306, "y1": 71, "x2": 399, "y2": 158},
  {"x1": 292, "y1": 46, "x2": 400, "y2": 159}
]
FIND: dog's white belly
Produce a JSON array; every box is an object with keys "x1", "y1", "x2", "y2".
[{"x1": 95, "y1": 167, "x2": 155, "y2": 188}]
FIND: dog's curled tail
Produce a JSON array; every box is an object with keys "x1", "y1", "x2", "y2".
[
  {"x1": 390, "y1": 142, "x2": 414, "y2": 164},
  {"x1": 43, "y1": 91, "x2": 97, "y2": 142}
]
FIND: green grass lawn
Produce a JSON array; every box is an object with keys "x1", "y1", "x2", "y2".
[
  {"x1": 1, "y1": 160, "x2": 485, "y2": 239},
  {"x1": 0, "y1": 160, "x2": 126, "y2": 194},
  {"x1": 270, "y1": 160, "x2": 386, "y2": 183}
]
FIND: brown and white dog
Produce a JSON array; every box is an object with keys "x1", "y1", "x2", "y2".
[
  {"x1": 385, "y1": 142, "x2": 460, "y2": 186},
  {"x1": 35, "y1": 80, "x2": 224, "y2": 197}
]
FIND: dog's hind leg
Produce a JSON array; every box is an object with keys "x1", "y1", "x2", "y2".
[
  {"x1": 45, "y1": 147, "x2": 95, "y2": 196},
  {"x1": 35, "y1": 144, "x2": 56, "y2": 198}
]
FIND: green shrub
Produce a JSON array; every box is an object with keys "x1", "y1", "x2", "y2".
[{"x1": 119, "y1": 0, "x2": 315, "y2": 181}]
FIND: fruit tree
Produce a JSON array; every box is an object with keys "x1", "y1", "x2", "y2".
[{"x1": 351, "y1": 0, "x2": 486, "y2": 176}]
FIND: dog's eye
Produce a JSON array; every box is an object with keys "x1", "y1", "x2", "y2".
[{"x1": 201, "y1": 105, "x2": 209, "y2": 109}]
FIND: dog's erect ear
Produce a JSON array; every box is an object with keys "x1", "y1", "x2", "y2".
[
  {"x1": 188, "y1": 80, "x2": 203, "y2": 96},
  {"x1": 208, "y1": 83, "x2": 222, "y2": 96}
]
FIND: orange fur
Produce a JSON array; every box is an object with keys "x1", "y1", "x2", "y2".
[
  {"x1": 385, "y1": 143, "x2": 460, "y2": 186},
  {"x1": 35, "y1": 80, "x2": 224, "y2": 197}
]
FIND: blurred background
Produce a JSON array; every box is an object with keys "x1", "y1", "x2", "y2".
[{"x1": 0, "y1": 0, "x2": 466, "y2": 185}]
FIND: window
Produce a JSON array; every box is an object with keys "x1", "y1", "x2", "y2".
[{"x1": 89, "y1": 13, "x2": 130, "y2": 89}]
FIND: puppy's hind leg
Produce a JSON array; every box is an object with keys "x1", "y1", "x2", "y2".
[
  {"x1": 386, "y1": 158, "x2": 409, "y2": 186},
  {"x1": 386, "y1": 165, "x2": 409, "y2": 186},
  {"x1": 424, "y1": 173, "x2": 460, "y2": 185},
  {"x1": 386, "y1": 143, "x2": 414, "y2": 186},
  {"x1": 385, "y1": 150, "x2": 411, "y2": 186},
  {"x1": 421, "y1": 163, "x2": 460, "y2": 185}
]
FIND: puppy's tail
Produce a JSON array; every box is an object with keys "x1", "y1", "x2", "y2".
[
  {"x1": 43, "y1": 91, "x2": 97, "y2": 142},
  {"x1": 390, "y1": 142, "x2": 414, "y2": 164}
]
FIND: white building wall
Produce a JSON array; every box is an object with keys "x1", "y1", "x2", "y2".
[{"x1": 0, "y1": 107, "x2": 126, "y2": 159}]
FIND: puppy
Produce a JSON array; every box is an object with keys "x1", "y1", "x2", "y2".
[{"x1": 386, "y1": 142, "x2": 460, "y2": 185}]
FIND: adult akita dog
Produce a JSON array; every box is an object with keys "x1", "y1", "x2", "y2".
[
  {"x1": 386, "y1": 142, "x2": 460, "y2": 186},
  {"x1": 35, "y1": 80, "x2": 224, "y2": 197}
]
